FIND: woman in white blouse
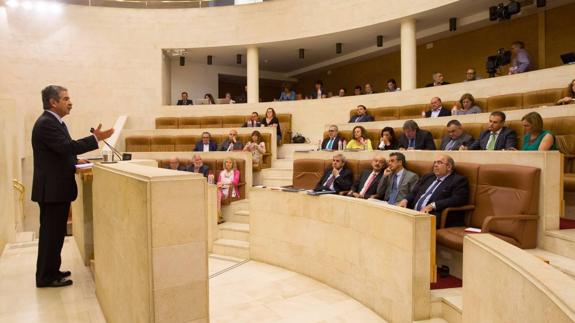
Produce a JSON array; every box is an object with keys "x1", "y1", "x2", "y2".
[{"x1": 243, "y1": 130, "x2": 266, "y2": 169}]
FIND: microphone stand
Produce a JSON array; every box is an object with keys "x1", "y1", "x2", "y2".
[{"x1": 91, "y1": 128, "x2": 123, "y2": 161}]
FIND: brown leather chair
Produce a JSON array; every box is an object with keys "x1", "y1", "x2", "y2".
[
  {"x1": 399, "y1": 104, "x2": 427, "y2": 120},
  {"x1": 486, "y1": 93, "x2": 523, "y2": 112},
  {"x1": 178, "y1": 117, "x2": 201, "y2": 129},
  {"x1": 125, "y1": 136, "x2": 151, "y2": 152},
  {"x1": 201, "y1": 116, "x2": 223, "y2": 128},
  {"x1": 292, "y1": 159, "x2": 327, "y2": 189},
  {"x1": 155, "y1": 117, "x2": 178, "y2": 129},
  {"x1": 151, "y1": 136, "x2": 175, "y2": 152},
  {"x1": 406, "y1": 160, "x2": 432, "y2": 178},
  {"x1": 277, "y1": 114, "x2": 292, "y2": 145},
  {"x1": 345, "y1": 160, "x2": 360, "y2": 183},
  {"x1": 436, "y1": 164, "x2": 540, "y2": 251},
  {"x1": 475, "y1": 98, "x2": 488, "y2": 112},
  {"x1": 373, "y1": 107, "x2": 399, "y2": 121},
  {"x1": 556, "y1": 134, "x2": 575, "y2": 192},
  {"x1": 522, "y1": 88, "x2": 564, "y2": 109},
  {"x1": 222, "y1": 115, "x2": 245, "y2": 128},
  {"x1": 174, "y1": 135, "x2": 198, "y2": 151}
]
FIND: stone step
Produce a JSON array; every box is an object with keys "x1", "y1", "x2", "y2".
[
  {"x1": 528, "y1": 248, "x2": 575, "y2": 279},
  {"x1": 212, "y1": 239, "x2": 250, "y2": 259},
  {"x1": 261, "y1": 178, "x2": 293, "y2": 187},
  {"x1": 413, "y1": 318, "x2": 449, "y2": 323},
  {"x1": 222, "y1": 199, "x2": 249, "y2": 219},
  {"x1": 219, "y1": 222, "x2": 250, "y2": 241},
  {"x1": 14, "y1": 231, "x2": 35, "y2": 243},
  {"x1": 260, "y1": 167, "x2": 293, "y2": 178},
  {"x1": 224, "y1": 210, "x2": 250, "y2": 224},
  {"x1": 277, "y1": 143, "x2": 316, "y2": 159},
  {"x1": 430, "y1": 288, "x2": 463, "y2": 323},
  {"x1": 271, "y1": 158, "x2": 293, "y2": 169}
]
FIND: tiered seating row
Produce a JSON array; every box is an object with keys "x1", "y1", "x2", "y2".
[
  {"x1": 125, "y1": 133, "x2": 273, "y2": 169},
  {"x1": 292, "y1": 158, "x2": 540, "y2": 252},
  {"x1": 156, "y1": 158, "x2": 247, "y2": 201},
  {"x1": 349, "y1": 88, "x2": 566, "y2": 120},
  {"x1": 155, "y1": 114, "x2": 292, "y2": 144}
]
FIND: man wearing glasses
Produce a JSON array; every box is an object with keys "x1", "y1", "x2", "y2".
[
  {"x1": 321, "y1": 125, "x2": 344, "y2": 150},
  {"x1": 194, "y1": 132, "x2": 217, "y2": 152},
  {"x1": 220, "y1": 129, "x2": 244, "y2": 151}
]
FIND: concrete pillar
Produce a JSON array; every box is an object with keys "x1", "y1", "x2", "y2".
[
  {"x1": 247, "y1": 46, "x2": 259, "y2": 103},
  {"x1": 401, "y1": 18, "x2": 417, "y2": 90}
]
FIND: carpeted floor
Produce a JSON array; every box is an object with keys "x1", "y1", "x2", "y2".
[
  {"x1": 560, "y1": 218, "x2": 575, "y2": 230},
  {"x1": 431, "y1": 270, "x2": 463, "y2": 290}
]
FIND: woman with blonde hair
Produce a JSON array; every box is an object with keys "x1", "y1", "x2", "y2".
[
  {"x1": 216, "y1": 158, "x2": 241, "y2": 223},
  {"x1": 243, "y1": 130, "x2": 266, "y2": 169},
  {"x1": 521, "y1": 111, "x2": 556, "y2": 151}
]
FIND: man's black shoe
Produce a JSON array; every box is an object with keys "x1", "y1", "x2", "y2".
[
  {"x1": 36, "y1": 278, "x2": 73, "y2": 288},
  {"x1": 59, "y1": 271, "x2": 71, "y2": 278}
]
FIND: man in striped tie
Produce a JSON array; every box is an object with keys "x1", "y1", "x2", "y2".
[
  {"x1": 398, "y1": 155, "x2": 469, "y2": 227},
  {"x1": 346, "y1": 155, "x2": 386, "y2": 198}
]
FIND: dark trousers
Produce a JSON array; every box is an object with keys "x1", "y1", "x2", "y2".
[{"x1": 36, "y1": 202, "x2": 70, "y2": 284}]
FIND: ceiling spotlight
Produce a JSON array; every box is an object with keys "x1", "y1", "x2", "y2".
[
  {"x1": 236, "y1": 54, "x2": 242, "y2": 64},
  {"x1": 449, "y1": 17, "x2": 457, "y2": 32},
  {"x1": 299, "y1": 48, "x2": 304, "y2": 59},
  {"x1": 207, "y1": 55, "x2": 212, "y2": 65},
  {"x1": 377, "y1": 35, "x2": 383, "y2": 47},
  {"x1": 336, "y1": 43, "x2": 342, "y2": 54}
]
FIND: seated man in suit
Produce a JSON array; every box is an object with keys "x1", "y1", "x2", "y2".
[
  {"x1": 194, "y1": 132, "x2": 217, "y2": 152},
  {"x1": 314, "y1": 153, "x2": 353, "y2": 193},
  {"x1": 220, "y1": 129, "x2": 244, "y2": 151},
  {"x1": 398, "y1": 120, "x2": 436, "y2": 150},
  {"x1": 440, "y1": 120, "x2": 475, "y2": 150},
  {"x1": 398, "y1": 154, "x2": 469, "y2": 227},
  {"x1": 373, "y1": 152, "x2": 419, "y2": 204},
  {"x1": 464, "y1": 111, "x2": 517, "y2": 150},
  {"x1": 349, "y1": 105, "x2": 374, "y2": 123},
  {"x1": 322, "y1": 125, "x2": 344, "y2": 150},
  {"x1": 424, "y1": 97, "x2": 451, "y2": 118},
  {"x1": 164, "y1": 156, "x2": 186, "y2": 171},
  {"x1": 242, "y1": 112, "x2": 261, "y2": 127},
  {"x1": 176, "y1": 91, "x2": 193, "y2": 105},
  {"x1": 346, "y1": 155, "x2": 386, "y2": 199},
  {"x1": 425, "y1": 72, "x2": 450, "y2": 87},
  {"x1": 186, "y1": 154, "x2": 209, "y2": 177}
]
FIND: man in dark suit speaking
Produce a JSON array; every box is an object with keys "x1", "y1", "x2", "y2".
[
  {"x1": 398, "y1": 154, "x2": 469, "y2": 227},
  {"x1": 32, "y1": 85, "x2": 113, "y2": 288}
]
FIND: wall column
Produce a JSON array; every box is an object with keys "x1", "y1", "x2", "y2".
[
  {"x1": 401, "y1": 18, "x2": 417, "y2": 90},
  {"x1": 247, "y1": 46, "x2": 260, "y2": 103}
]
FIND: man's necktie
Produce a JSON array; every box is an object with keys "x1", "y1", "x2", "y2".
[
  {"x1": 327, "y1": 139, "x2": 334, "y2": 150},
  {"x1": 387, "y1": 173, "x2": 399, "y2": 204},
  {"x1": 414, "y1": 178, "x2": 442, "y2": 211},
  {"x1": 62, "y1": 122, "x2": 71, "y2": 138},
  {"x1": 323, "y1": 175, "x2": 335, "y2": 189},
  {"x1": 487, "y1": 132, "x2": 497, "y2": 150},
  {"x1": 409, "y1": 138, "x2": 415, "y2": 148},
  {"x1": 359, "y1": 172, "x2": 377, "y2": 196},
  {"x1": 446, "y1": 139, "x2": 456, "y2": 150}
]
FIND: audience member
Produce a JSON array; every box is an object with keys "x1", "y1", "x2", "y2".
[
  {"x1": 235, "y1": 85, "x2": 247, "y2": 103},
  {"x1": 346, "y1": 125, "x2": 373, "y2": 151},
  {"x1": 425, "y1": 72, "x2": 450, "y2": 87},
  {"x1": 314, "y1": 153, "x2": 353, "y2": 193},
  {"x1": 440, "y1": 120, "x2": 475, "y2": 150},
  {"x1": 217, "y1": 158, "x2": 240, "y2": 223},
  {"x1": 521, "y1": 112, "x2": 556, "y2": 151},
  {"x1": 398, "y1": 120, "x2": 436, "y2": 150},
  {"x1": 220, "y1": 129, "x2": 243, "y2": 151},
  {"x1": 353, "y1": 85, "x2": 363, "y2": 96},
  {"x1": 346, "y1": 155, "x2": 386, "y2": 198},
  {"x1": 465, "y1": 111, "x2": 517, "y2": 150},
  {"x1": 204, "y1": 93, "x2": 215, "y2": 104},
  {"x1": 384, "y1": 78, "x2": 400, "y2": 92},
  {"x1": 349, "y1": 105, "x2": 374, "y2": 122},
  {"x1": 326, "y1": 91, "x2": 333, "y2": 98},
  {"x1": 279, "y1": 84, "x2": 296, "y2": 101},
  {"x1": 225, "y1": 92, "x2": 236, "y2": 104},
  {"x1": 374, "y1": 152, "x2": 419, "y2": 204},
  {"x1": 364, "y1": 83, "x2": 375, "y2": 95},
  {"x1": 398, "y1": 154, "x2": 469, "y2": 226},
  {"x1": 377, "y1": 127, "x2": 399, "y2": 150},
  {"x1": 243, "y1": 130, "x2": 267, "y2": 168},
  {"x1": 311, "y1": 80, "x2": 325, "y2": 99},
  {"x1": 464, "y1": 68, "x2": 481, "y2": 82},
  {"x1": 165, "y1": 156, "x2": 186, "y2": 171},
  {"x1": 452, "y1": 93, "x2": 482, "y2": 115},
  {"x1": 243, "y1": 112, "x2": 261, "y2": 127},
  {"x1": 338, "y1": 88, "x2": 347, "y2": 97},
  {"x1": 322, "y1": 125, "x2": 344, "y2": 150},
  {"x1": 509, "y1": 41, "x2": 531, "y2": 74},
  {"x1": 424, "y1": 97, "x2": 451, "y2": 118},
  {"x1": 295, "y1": 93, "x2": 303, "y2": 100},
  {"x1": 557, "y1": 79, "x2": 575, "y2": 105},
  {"x1": 186, "y1": 154, "x2": 209, "y2": 177},
  {"x1": 261, "y1": 107, "x2": 282, "y2": 143},
  {"x1": 176, "y1": 91, "x2": 193, "y2": 105},
  {"x1": 194, "y1": 132, "x2": 217, "y2": 152}
]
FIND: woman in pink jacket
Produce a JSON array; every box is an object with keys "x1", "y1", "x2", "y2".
[{"x1": 217, "y1": 158, "x2": 240, "y2": 224}]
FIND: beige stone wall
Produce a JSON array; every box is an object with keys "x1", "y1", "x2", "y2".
[{"x1": 463, "y1": 234, "x2": 575, "y2": 323}]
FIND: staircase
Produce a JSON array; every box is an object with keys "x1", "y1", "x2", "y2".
[
  {"x1": 259, "y1": 143, "x2": 314, "y2": 187},
  {"x1": 212, "y1": 201, "x2": 251, "y2": 259}
]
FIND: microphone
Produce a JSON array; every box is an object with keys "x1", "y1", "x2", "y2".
[{"x1": 90, "y1": 127, "x2": 128, "y2": 161}]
